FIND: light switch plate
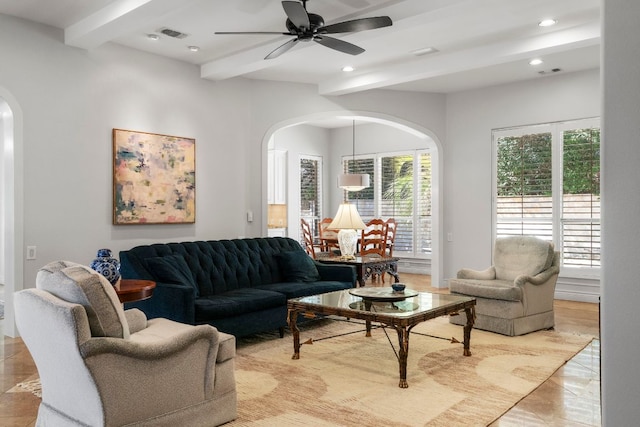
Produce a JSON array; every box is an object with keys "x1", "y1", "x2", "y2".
[{"x1": 27, "y1": 246, "x2": 37, "y2": 260}]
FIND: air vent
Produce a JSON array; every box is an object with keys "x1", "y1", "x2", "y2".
[
  {"x1": 157, "y1": 27, "x2": 189, "y2": 39},
  {"x1": 538, "y1": 68, "x2": 562, "y2": 75}
]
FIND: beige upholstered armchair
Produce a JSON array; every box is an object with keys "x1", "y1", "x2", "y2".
[
  {"x1": 14, "y1": 261, "x2": 237, "y2": 427},
  {"x1": 448, "y1": 236, "x2": 560, "y2": 336}
]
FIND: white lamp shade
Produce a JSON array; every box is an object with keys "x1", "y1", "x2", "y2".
[
  {"x1": 337, "y1": 173, "x2": 370, "y2": 191},
  {"x1": 328, "y1": 203, "x2": 366, "y2": 230},
  {"x1": 328, "y1": 203, "x2": 365, "y2": 258}
]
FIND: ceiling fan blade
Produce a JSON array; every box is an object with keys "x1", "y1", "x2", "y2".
[
  {"x1": 282, "y1": 1, "x2": 310, "y2": 29},
  {"x1": 321, "y1": 16, "x2": 392, "y2": 34},
  {"x1": 265, "y1": 38, "x2": 299, "y2": 59},
  {"x1": 215, "y1": 32, "x2": 292, "y2": 35},
  {"x1": 314, "y1": 36, "x2": 364, "y2": 55}
]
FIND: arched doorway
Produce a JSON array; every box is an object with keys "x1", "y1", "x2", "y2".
[
  {"x1": 262, "y1": 111, "x2": 444, "y2": 287},
  {"x1": 1, "y1": 90, "x2": 24, "y2": 338}
]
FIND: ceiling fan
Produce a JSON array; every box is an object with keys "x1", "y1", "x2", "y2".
[{"x1": 215, "y1": 0, "x2": 392, "y2": 60}]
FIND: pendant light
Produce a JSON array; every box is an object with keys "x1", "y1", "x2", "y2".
[{"x1": 337, "y1": 120, "x2": 370, "y2": 191}]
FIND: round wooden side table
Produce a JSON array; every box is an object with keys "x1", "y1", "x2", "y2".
[{"x1": 115, "y1": 279, "x2": 156, "y2": 303}]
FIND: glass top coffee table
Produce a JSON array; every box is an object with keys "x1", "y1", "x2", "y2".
[{"x1": 287, "y1": 288, "x2": 476, "y2": 388}]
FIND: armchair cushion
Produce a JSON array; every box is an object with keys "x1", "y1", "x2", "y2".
[
  {"x1": 493, "y1": 236, "x2": 555, "y2": 280},
  {"x1": 275, "y1": 250, "x2": 321, "y2": 282},
  {"x1": 146, "y1": 254, "x2": 199, "y2": 297},
  {"x1": 36, "y1": 260, "x2": 130, "y2": 339},
  {"x1": 447, "y1": 279, "x2": 523, "y2": 302}
]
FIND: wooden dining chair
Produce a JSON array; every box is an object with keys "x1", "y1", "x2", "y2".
[
  {"x1": 318, "y1": 217, "x2": 340, "y2": 253},
  {"x1": 360, "y1": 219, "x2": 387, "y2": 256},
  {"x1": 300, "y1": 218, "x2": 320, "y2": 259},
  {"x1": 382, "y1": 218, "x2": 397, "y2": 283},
  {"x1": 360, "y1": 219, "x2": 387, "y2": 282},
  {"x1": 384, "y1": 218, "x2": 397, "y2": 257}
]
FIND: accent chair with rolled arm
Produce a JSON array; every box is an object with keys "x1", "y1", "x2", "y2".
[
  {"x1": 14, "y1": 260, "x2": 237, "y2": 426},
  {"x1": 448, "y1": 236, "x2": 560, "y2": 336}
]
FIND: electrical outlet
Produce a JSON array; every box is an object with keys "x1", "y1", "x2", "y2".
[{"x1": 27, "y1": 246, "x2": 37, "y2": 260}]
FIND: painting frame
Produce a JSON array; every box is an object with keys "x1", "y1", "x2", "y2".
[{"x1": 112, "y1": 128, "x2": 196, "y2": 225}]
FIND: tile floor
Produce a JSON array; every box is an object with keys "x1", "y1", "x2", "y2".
[{"x1": 0, "y1": 274, "x2": 600, "y2": 426}]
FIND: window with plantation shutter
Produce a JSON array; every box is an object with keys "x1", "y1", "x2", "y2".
[
  {"x1": 495, "y1": 131, "x2": 553, "y2": 240},
  {"x1": 493, "y1": 118, "x2": 600, "y2": 272},
  {"x1": 562, "y1": 128, "x2": 600, "y2": 267},
  {"x1": 342, "y1": 150, "x2": 432, "y2": 258},
  {"x1": 300, "y1": 155, "x2": 322, "y2": 240},
  {"x1": 380, "y1": 154, "x2": 414, "y2": 254}
]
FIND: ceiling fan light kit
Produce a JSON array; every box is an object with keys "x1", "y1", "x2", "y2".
[{"x1": 215, "y1": 0, "x2": 392, "y2": 60}]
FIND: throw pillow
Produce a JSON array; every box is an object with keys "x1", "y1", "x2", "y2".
[
  {"x1": 145, "y1": 254, "x2": 199, "y2": 297},
  {"x1": 36, "y1": 260, "x2": 130, "y2": 339},
  {"x1": 276, "y1": 250, "x2": 321, "y2": 282}
]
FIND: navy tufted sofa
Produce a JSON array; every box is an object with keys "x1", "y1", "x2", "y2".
[{"x1": 119, "y1": 237, "x2": 356, "y2": 337}]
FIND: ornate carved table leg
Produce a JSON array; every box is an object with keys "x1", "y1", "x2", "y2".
[
  {"x1": 463, "y1": 306, "x2": 475, "y2": 357},
  {"x1": 356, "y1": 265, "x2": 366, "y2": 287},
  {"x1": 364, "y1": 299, "x2": 373, "y2": 337},
  {"x1": 396, "y1": 326, "x2": 410, "y2": 388},
  {"x1": 287, "y1": 308, "x2": 301, "y2": 360},
  {"x1": 389, "y1": 261, "x2": 400, "y2": 283}
]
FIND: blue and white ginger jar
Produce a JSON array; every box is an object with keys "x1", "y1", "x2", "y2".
[{"x1": 90, "y1": 248, "x2": 121, "y2": 286}]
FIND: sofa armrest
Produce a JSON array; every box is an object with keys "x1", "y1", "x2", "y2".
[
  {"x1": 457, "y1": 266, "x2": 496, "y2": 280},
  {"x1": 125, "y1": 281, "x2": 196, "y2": 324},
  {"x1": 315, "y1": 262, "x2": 357, "y2": 285}
]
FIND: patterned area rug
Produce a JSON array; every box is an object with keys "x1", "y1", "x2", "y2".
[
  {"x1": 230, "y1": 317, "x2": 593, "y2": 427},
  {"x1": 16, "y1": 378, "x2": 42, "y2": 397},
  {"x1": 14, "y1": 318, "x2": 592, "y2": 426}
]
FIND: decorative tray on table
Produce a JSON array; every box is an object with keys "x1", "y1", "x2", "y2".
[{"x1": 349, "y1": 287, "x2": 418, "y2": 302}]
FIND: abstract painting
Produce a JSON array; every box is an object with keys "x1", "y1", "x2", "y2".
[{"x1": 113, "y1": 129, "x2": 195, "y2": 224}]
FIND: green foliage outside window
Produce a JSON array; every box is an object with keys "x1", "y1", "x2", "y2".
[
  {"x1": 496, "y1": 133, "x2": 552, "y2": 197},
  {"x1": 563, "y1": 128, "x2": 600, "y2": 195}
]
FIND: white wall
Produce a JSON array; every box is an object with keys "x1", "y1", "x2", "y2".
[
  {"x1": 246, "y1": 81, "x2": 447, "y2": 239},
  {"x1": 270, "y1": 124, "x2": 333, "y2": 242},
  {"x1": 0, "y1": 14, "x2": 251, "y2": 294},
  {"x1": 0, "y1": 101, "x2": 6, "y2": 283},
  {"x1": 444, "y1": 68, "x2": 601, "y2": 300},
  {"x1": 601, "y1": 0, "x2": 640, "y2": 424},
  {"x1": 0, "y1": 14, "x2": 448, "y2": 328}
]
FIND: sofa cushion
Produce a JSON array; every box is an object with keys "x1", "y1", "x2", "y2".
[
  {"x1": 194, "y1": 288, "x2": 286, "y2": 321},
  {"x1": 36, "y1": 260, "x2": 130, "y2": 339},
  {"x1": 276, "y1": 250, "x2": 321, "y2": 282},
  {"x1": 145, "y1": 254, "x2": 199, "y2": 297},
  {"x1": 256, "y1": 280, "x2": 352, "y2": 299},
  {"x1": 449, "y1": 278, "x2": 523, "y2": 302}
]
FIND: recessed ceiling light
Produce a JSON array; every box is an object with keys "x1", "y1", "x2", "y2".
[
  {"x1": 342, "y1": 65, "x2": 354, "y2": 72},
  {"x1": 188, "y1": 46, "x2": 200, "y2": 52},
  {"x1": 529, "y1": 58, "x2": 544, "y2": 66},
  {"x1": 411, "y1": 46, "x2": 439, "y2": 56},
  {"x1": 147, "y1": 34, "x2": 159, "y2": 41},
  {"x1": 538, "y1": 19, "x2": 557, "y2": 27}
]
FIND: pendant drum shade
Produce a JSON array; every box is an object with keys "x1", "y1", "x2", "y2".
[
  {"x1": 337, "y1": 173, "x2": 370, "y2": 192},
  {"x1": 338, "y1": 120, "x2": 370, "y2": 192}
]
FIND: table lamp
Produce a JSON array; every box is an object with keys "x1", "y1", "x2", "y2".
[{"x1": 328, "y1": 202, "x2": 366, "y2": 259}]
